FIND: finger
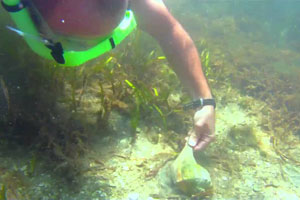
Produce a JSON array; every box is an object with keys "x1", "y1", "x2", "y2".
[
  {"x1": 194, "y1": 135, "x2": 215, "y2": 151},
  {"x1": 187, "y1": 130, "x2": 198, "y2": 147},
  {"x1": 187, "y1": 130, "x2": 193, "y2": 136},
  {"x1": 185, "y1": 130, "x2": 194, "y2": 143},
  {"x1": 185, "y1": 136, "x2": 189, "y2": 142},
  {"x1": 194, "y1": 119, "x2": 209, "y2": 133}
]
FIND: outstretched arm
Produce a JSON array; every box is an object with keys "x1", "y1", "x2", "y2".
[
  {"x1": 131, "y1": 0, "x2": 215, "y2": 151},
  {"x1": 131, "y1": 0, "x2": 212, "y2": 99}
]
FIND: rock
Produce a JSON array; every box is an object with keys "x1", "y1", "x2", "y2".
[
  {"x1": 167, "y1": 93, "x2": 181, "y2": 108},
  {"x1": 171, "y1": 144, "x2": 212, "y2": 196},
  {"x1": 283, "y1": 164, "x2": 300, "y2": 188},
  {"x1": 128, "y1": 193, "x2": 139, "y2": 200},
  {"x1": 263, "y1": 187, "x2": 300, "y2": 200}
]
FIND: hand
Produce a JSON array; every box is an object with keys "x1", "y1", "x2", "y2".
[{"x1": 186, "y1": 105, "x2": 215, "y2": 151}]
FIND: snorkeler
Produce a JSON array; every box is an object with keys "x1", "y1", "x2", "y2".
[{"x1": 1, "y1": 0, "x2": 215, "y2": 151}]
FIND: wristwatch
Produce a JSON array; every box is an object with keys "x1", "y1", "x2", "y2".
[{"x1": 183, "y1": 98, "x2": 216, "y2": 110}]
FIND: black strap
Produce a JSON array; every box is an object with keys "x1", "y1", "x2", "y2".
[
  {"x1": 46, "y1": 41, "x2": 65, "y2": 64},
  {"x1": 1, "y1": 0, "x2": 27, "y2": 12},
  {"x1": 183, "y1": 98, "x2": 216, "y2": 110},
  {"x1": 109, "y1": 37, "x2": 116, "y2": 49}
]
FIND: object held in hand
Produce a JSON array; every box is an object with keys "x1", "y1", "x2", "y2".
[
  {"x1": 188, "y1": 139, "x2": 197, "y2": 147},
  {"x1": 183, "y1": 98, "x2": 216, "y2": 110}
]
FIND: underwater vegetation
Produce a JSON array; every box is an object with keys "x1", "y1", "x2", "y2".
[
  {"x1": 1, "y1": 1, "x2": 300, "y2": 198},
  {"x1": 0, "y1": 26, "x2": 193, "y2": 198},
  {"x1": 0, "y1": 159, "x2": 32, "y2": 200},
  {"x1": 165, "y1": 4, "x2": 300, "y2": 198},
  {"x1": 228, "y1": 125, "x2": 258, "y2": 151}
]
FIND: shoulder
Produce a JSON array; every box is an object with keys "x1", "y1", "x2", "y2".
[
  {"x1": 130, "y1": 0, "x2": 176, "y2": 37},
  {"x1": 130, "y1": 0, "x2": 164, "y2": 5},
  {"x1": 130, "y1": 0, "x2": 165, "y2": 12},
  {"x1": 130, "y1": 0, "x2": 168, "y2": 20}
]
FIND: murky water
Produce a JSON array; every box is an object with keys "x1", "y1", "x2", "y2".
[{"x1": 0, "y1": 0, "x2": 300, "y2": 199}]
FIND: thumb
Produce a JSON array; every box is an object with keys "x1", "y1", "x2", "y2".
[{"x1": 187, "y1": 130, "x2": 198, "y2": 147}]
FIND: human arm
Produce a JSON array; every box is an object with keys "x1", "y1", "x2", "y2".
[{"x1": 130, "y1": 0, "x2": 215, "y2": 150}]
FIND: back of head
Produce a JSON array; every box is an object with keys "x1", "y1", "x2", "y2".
[{"x1": 31, "y1": 0, "x2": 128, "y2": 39}]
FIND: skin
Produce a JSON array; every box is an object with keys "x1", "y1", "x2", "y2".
[
  {"x1": 31, "y1": 0, "x2": 127, "y2": 38},
  {"x1": 31, "y1": 0, "x2": 215, "y2": 151},
  {"x1": 131, "y1": 0, "x2": 215, "y2": 151}
]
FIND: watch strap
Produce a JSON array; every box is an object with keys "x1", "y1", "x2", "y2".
[{"x1": 183, "y1": 98, "x2": 216, "y2": 110}]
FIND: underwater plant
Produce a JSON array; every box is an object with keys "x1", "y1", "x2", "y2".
[
  {"x1": 227, "y1": 125, "x2": 259, "y2": 152},
  {"x1": 201, "y1": 49, "x2": 212, "y2": 77},
  {"x1": 0, "y1": 167, "x2": 30, "y2": 200}
]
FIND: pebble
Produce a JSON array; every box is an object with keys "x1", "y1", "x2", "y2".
[{"x1": 128, "y1": 193, "x2": 139, "y2": 200}]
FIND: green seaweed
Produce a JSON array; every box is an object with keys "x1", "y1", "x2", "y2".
[
  {"x1": 201, "y1": 49, "x2": 212, "y2": 77},
  {"x1": 1, "y1": 5, "x2": 300, "y2": 198},
  {"x1": 228, "y1": 125, "x2": 258, "y2": 151},
  {"x1": 0, "y1": 184, "x2": 6, "y2": 200}
]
